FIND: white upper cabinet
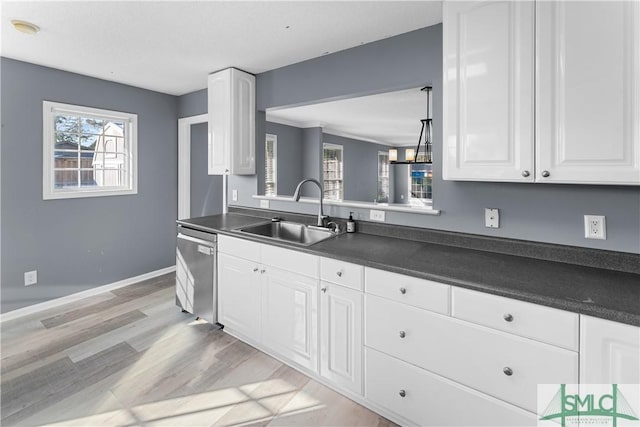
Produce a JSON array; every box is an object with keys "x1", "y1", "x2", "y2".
[
  {"x1": 443, "y1": 1, "x2": 640, "y2": 185},
  {"x1": 208, "y1": 68, "x2": 256, "y2": 175},
  {"x1": 443, "y1": 1, "x2": 535, "y2": 182},
  {"x1": 536, "y1": 1, "x2": 640, "y2": 184}
]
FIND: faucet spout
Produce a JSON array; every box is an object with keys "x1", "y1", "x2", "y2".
[{"x1": 293, "y1": 178, "x2": 327, "y2": 227}]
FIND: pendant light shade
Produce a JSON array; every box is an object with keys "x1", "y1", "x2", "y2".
[{"x1": 388, "y1": 148, "x2": 398, "y2": 162}]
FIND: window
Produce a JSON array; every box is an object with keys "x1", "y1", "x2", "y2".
[
  {"x1": 265, "y1": 134, "x2": 277, "y2": 196},
  {"x1": 43, "y1": 101, "x2": 137, "y2": 200},
  {"x1": 323, "y1": 143, "x2": 343, "y2": 200},
  {"x1": 377, "y1": 151, "x2": 390, "y2": 203},
  {"x1": 408, "y1": 164, "x2": 433, "y2": 207}
]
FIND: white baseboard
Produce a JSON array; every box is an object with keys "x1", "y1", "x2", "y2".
[{"x1": 0, "y1": 266, "x2": 176, "y2": 323}]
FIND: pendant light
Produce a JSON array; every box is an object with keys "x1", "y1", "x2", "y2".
[{"x1": 390, "y1": 86, "x2": 433, "y2": 165}]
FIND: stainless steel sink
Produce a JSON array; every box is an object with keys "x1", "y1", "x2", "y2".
[{"x1": 233, "y1": 221, "x2": 339, "y2": 246}]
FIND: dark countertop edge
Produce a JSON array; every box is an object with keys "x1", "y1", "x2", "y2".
[
  {"x1": 177, "y1": 214, "x2": 640, "y2": 327},
  {"x1": 227, "y1": 206, "x2": 640, "y2": 274}
]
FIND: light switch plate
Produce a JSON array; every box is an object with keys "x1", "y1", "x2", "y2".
[
  {"x1": 24, "y1": 270, "x2": 37, "y2": 286},
  {"x1": 485, "y1": 208, "x2": 500, "y2": 228},
  {"x1": 370, "y1": 209, "x2": 385, "y2": 222},
  {"x1": 232, "y1": 189, "x2": 238, "y2": 201},
  {"x1": 584, "y1": 215, "x2": 606, "y2": 240}
]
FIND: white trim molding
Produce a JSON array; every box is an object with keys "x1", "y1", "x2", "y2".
[
  {"x1": 177, "y1": 114, "x2": 207, "y2": 220},
  {"x1": 0, "y1": 266, "x2": 176, "y2": 323}
]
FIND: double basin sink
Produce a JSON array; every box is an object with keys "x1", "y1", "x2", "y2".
[{"x1": 233, "y1": 220, "x2": 340, "y2": 246}]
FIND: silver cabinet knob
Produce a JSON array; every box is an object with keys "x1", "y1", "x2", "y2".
[
  {"x1": 260, "y1": 269, "x2": 266, "y2": 274},
  {"x1": 399, "y1": 389, "x2": 406, "y2": 398},
  {"x1": 400, "y1": 287, "x2": 407, "y2": 294},
  {"x1": 321, "y1": 287, "x2": 327, "y2": 293},
  {"x1": 399, "y1": 331, "x2": 406, "y2": 338},
  {"x1": 503, "y1": 313, "x2": 514, "y2": 322},
  {"x1": 521, "y1": 170, "x2": 530, "y2": 177},
  {"x1": 541, "y1": 170, "x2": 550, "y2": 178},
  {"x1": 253, "y1": 267, "x2": 259, "y2": 272},
  {"x1": 503, "y1": 367, "x2": 513, "y2": 376},
  {"x1": 336, "y1": 271, "x2": 343, "y2": 277}
]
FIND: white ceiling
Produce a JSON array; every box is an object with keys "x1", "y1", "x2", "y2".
[
  {"x1": 267, "y1": 87, "x2": 428, "y2": 146},
  {"x1": 1, "y1": 1, "x2": 442, "y2": 96}
]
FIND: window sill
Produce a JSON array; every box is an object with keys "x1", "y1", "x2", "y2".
[{"x1": 252, "y1": 195, "x2": 441, "y2": 216}]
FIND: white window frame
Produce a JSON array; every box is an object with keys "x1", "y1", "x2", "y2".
[
  {"x1": 43, "y1": 101, "x2": 138, "y2": 200},
  {"x1": 265, "y1": 134, "x2": 278, "y2": 196},
  {"x1": 377, "y1": 151, "x2": 390, "y2": 203},
  {"x1": 322, "y1": 143, "x2": 344, "y2": 201}
]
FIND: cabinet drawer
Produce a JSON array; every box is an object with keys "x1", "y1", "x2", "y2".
[
  {"x1": 218, "y1": 234, "x2": 261, "y2": 261},
  {"x1": 365, "y1": 348, "x2": 536, "y2": 427},
  {"x1": 262, "y1": 244, "x2": 318, "y2": 277},
  {"x1": 365, "y1": 267, "x2": 449, "y2": 315},
  {"x1": 365, "y1": 294, "x2": 578, "y2": 413},
  {"x1": 320, "y1": 258, "x2": 363, "y2": 291},
  {"x1": 452, "y1": 287, "x2": 579, "y2": 351}
]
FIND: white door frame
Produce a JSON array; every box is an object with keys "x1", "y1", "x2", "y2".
[{"x1": 177, "y1": 114, "x2": 207, "y2": 220}]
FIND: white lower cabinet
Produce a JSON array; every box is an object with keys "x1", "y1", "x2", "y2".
[
  {"x1": 262, "y1": 267, "x2": 318, "y2": 373},
  {"x1": 580, "y1": 315, "x2": 640, "y2": 384},
  {"x1": 320, "y1": 281, "x2": 363, "y2": 395},
  {"x1": 218, "y1": 253, "x2": 262, "y2": 343},
  {"x1": 218, "y1": 236, "x2": 633, "y2": 427},
  {"x1": 365, "y1": 347, "x2": 537, "y2": 427},
  {"x1": 365, "y1": 294, "x2": 578, "y2": 413}
]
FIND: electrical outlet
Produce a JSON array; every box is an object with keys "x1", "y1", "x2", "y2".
[
  {"x1": 24, "y1": 270, "x2": 37, "y2": 286},
  {"x1": 232, "y1": 189, "x2": 238, "y2": 201},
  {"x1": 485, "y1": 208, "x2": 500, "y2": 228},
  {"x1": 260, "y1": 199, "x2": 270, "y2": 209},
  {"x1": 370, "y1": 209, "x2": 385, "y2": 222},
  {"x1": 584, "y1": 215, "x2": 606, "y2": 240}
]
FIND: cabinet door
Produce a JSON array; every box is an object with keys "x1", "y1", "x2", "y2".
[
  {"x1": 580, "y1": 315, "x2": 640, "y2": 384},
  {"x1": 536, "y1": 2, "x2": 640, "y2": 185},
  {"x1": 217, "y1": 253, "x2": 262, "y2": 342},
  {"x1": 320, "y1": 282, "x2": 363, "y2": 395},
  {"x1": 208, "y1": 69, "x2": 230, "y2": 175},
  {"x1": 443, "y1": 1, "x2": 534, "y2": 182},
  {"x1": 230, "y1": 69, "x2": 255, "y2": 175},
  {"x1": 207, "y1": 68, "x2": 255, "y2": 175},
  {"x1": 262, "y1": 267, "x2": 318, "y2": 372}
]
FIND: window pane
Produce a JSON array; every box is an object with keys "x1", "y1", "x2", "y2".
[
  {"x1": 323, "y1": 145, "x2": 343, "y2": 200},
  {"x1": 81, "y1": 117, "x2": 105, "y2": 135},
  {"x1": 55, "y1": 132, "x2": 79, "y2": 150},
  {"x1": 55, "y1": 115, "x2": 79, "y2": 133},
  {"x1": 80, "y1": 134, "x2": 98, "y2": 150},
  {"x1": 91, "y1": 168, "x2": 126, "y2": 187},
  {"x1": 54, "y1": 151, "x2": 79, "y2": 168},
  {"x1": 55, "y1": 170, "x2": 78, "y2": 188},
  {"x1": 80, "y1": 170, "x2": 97, "y2": 187}
]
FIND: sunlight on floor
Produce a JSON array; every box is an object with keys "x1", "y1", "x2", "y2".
[{"x1": 43, "y1": 381, "x2": 324, "y2": 426}]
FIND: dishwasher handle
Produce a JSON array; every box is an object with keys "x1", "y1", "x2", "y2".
[{"x1": 177, "y1": 233, "x2": 216, "y2": 249}]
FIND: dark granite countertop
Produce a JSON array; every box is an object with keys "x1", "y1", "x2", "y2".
[{"x1": 178, "y1": 213, "x2": 640, "y2": 327}]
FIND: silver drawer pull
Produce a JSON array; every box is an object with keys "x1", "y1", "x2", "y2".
[
  {"x1": 503, "y1": 313, "x2": 514, "y2": 322},
  {"x1": 321, "y1": 287, "x2": 327, "y2": 293},
  {"x1": 521, "y1": 170, "x2": 530, "y2": 178},
  {"x1": 541, "y1": 170, "x2": 550, "y2": 178},
  {"x1": 399, "y1": 389, "x2": 406, "y2": 398},
  {"x1": 260, "y1": 269, "x2": 266, "y2": 274},
  {"x1": 503, "y1": 367, "x2": 513, "y2": 376},
  {"x1": 399, "y1": 287, "x2": 407, "y2": 294},
  {"x1": 253, "y1": 267, "x2": 259, "y2": 272},
  {"x1": 336, "y1": 271, "x2": 343, "y2": 277},
  {"x1": 399, "y1": 331, "x2": 406, "y2": 338}
]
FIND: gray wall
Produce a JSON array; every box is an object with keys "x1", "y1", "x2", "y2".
[
  {"x1": 1, "y1": 58, "x2": 179, "y2": 313},
  {"x1": 264, "y1": 122, "x2": 303, "y2": 196},
  {"x1": 322, "y1": 133, "x2": 390, "y2": 203},
  {"x1": 177, "y1": 24, "x2": 640, "y2": 253},
  {"x1": 190, "y1": 123, "x2": 223, "y2": 217}
]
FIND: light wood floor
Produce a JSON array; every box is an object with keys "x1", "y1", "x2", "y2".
[{"x1": 0, "y1": 273, "x2": 395, "y2": 427}]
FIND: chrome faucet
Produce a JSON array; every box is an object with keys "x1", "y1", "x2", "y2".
[{"x1": 293, "y1": 178, "x2": 328, "y2": 227}]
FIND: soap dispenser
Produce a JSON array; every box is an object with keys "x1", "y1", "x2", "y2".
[{"x1": 346, "y1": 212, "x2": 356, "y2": 233}]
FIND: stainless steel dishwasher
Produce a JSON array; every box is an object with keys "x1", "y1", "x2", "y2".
[{"x1": 176, "y1": 224, "x2": 218, "y2": 324}]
